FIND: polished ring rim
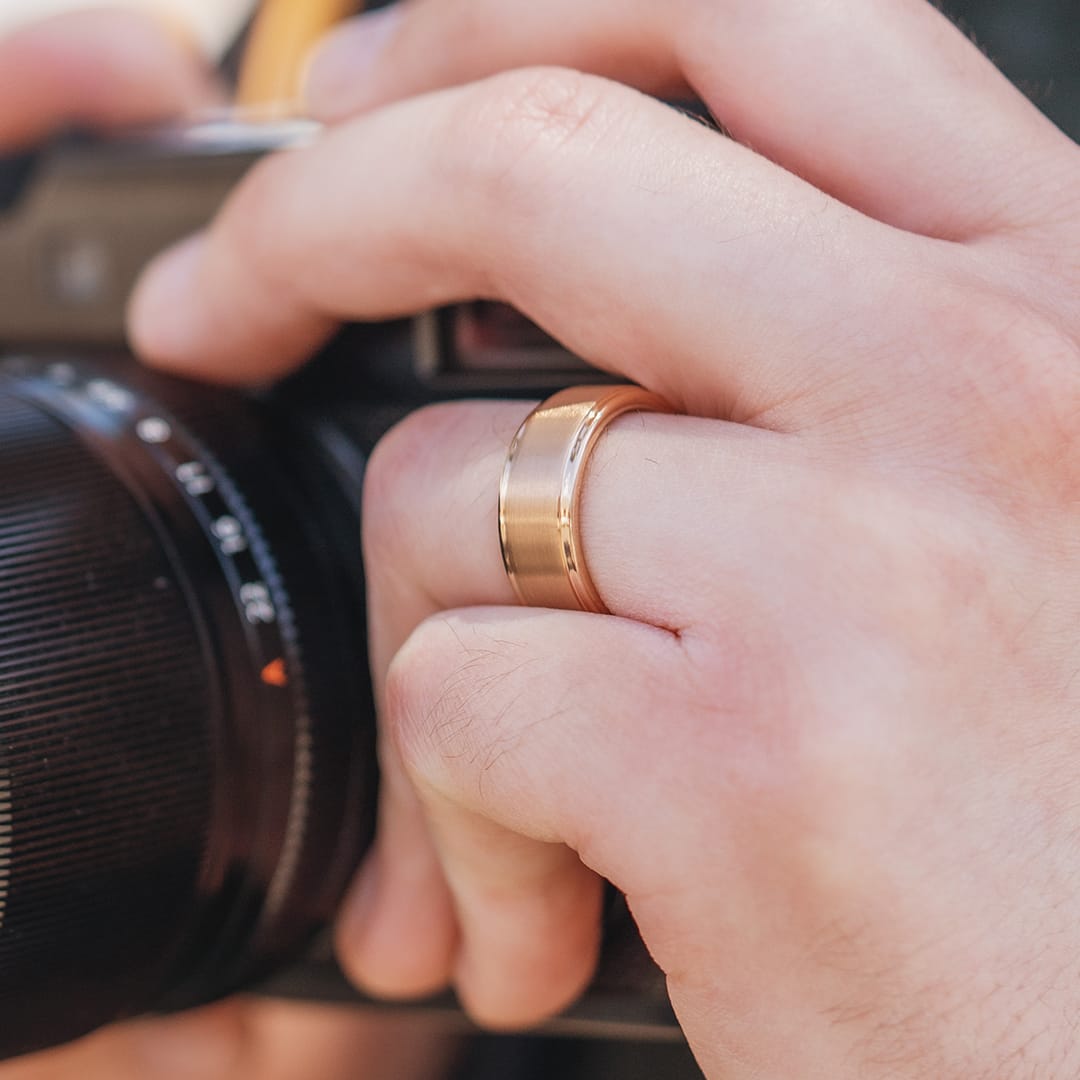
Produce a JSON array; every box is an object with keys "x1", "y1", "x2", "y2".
[{"x1": 498, "y1": 385, "x2": 674, "y2": 614}]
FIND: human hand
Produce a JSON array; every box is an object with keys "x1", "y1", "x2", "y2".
[
  {"x1": 0, "y1": 7, "x2": 214, "y2": 150},
  {"x1": 0, "y1": 1000, "x2": 456, "y2": 1080},
  {"x1": 130, "y1": 1, "x2": 1080, "y2": 1076},
  {"x1": 0, "y1": 11, "x2": 455, "y2": 1080}
]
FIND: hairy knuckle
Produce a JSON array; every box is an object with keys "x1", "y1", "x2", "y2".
[
  {"x1": 382, "y1": 616, "x2": 455, "y2": 789},
  {"x1": 385, "y1": 614, "x2": 498, "y2": 796},
  {"x1": 386, "y1": 614, "x2": 545, "y2": 809}
]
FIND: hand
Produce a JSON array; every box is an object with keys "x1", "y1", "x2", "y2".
[
  {"x1": 130, "y1": 1, "x2": 1080, "y2": 1076},
  {"x1": 0, "y1": 7, "x2": 213, "y2": 150},
  {"x1": 0, "y1": 1001, "x2": 456, "y2": 1080},
  {"x1": 0, "y1": 11, "x2": 454, "y2": 1080}
]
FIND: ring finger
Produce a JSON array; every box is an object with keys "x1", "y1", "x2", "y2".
[{"x1": 341, "y1": 397, "x2": 822, "y2": 1023}]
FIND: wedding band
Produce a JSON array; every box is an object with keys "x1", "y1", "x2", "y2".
[{"x1": 499, "y1": 385, "x2": 674, "y2": 614}]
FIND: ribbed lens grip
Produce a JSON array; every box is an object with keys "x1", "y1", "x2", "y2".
[{"x1": 0, "y1": 396, "x2": 215, "y2": 1058}]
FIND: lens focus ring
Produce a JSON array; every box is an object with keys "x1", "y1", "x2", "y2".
[
  {"x1": 0, "y1": 357, "x2": 375, "y2": 1061},
  {"x1": 0, "y1": 392, "x2": 217, "y2": 1057}
]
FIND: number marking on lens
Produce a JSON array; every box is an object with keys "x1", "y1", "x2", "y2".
[
  {"x1": 211, "y1": 516, "x2": 248, "y2": 556},
  {"x1": 136, "y1": 417, "x2": 172, "y2": 444},
  {"x1": 87, "y1": 380, "x2": 135, "y2": 413},
  {"x1": 46, "y1": 362, "x2": 77, "y2": 386},
  {"x1": 176, "y1": 461, "x2": 215, "y2": 497},
  {"x1": 240, "y1": 582, "x2": 276, "y2": 625}
]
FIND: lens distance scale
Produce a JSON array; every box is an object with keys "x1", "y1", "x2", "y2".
[{"x1": 0, "y1": 354, "x2": 372, "y2": 1058}]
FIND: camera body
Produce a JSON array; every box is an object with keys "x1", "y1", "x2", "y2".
[{"x1": 0, "y1": 124, "x2": 677, "y2": 1060}]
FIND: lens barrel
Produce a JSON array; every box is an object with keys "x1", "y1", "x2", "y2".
[{"x1": 0, "y1": 356, "x2": 374, "y2": 1060}]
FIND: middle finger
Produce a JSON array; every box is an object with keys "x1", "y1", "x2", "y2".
[{"x1": 131, "y1": 67, "x2": 930, "y2": 422}]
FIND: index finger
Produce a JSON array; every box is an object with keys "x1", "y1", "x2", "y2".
[
  {"x1": 0, "y1": 9, "x2": 216, "y2": 152},
  {"x1": 129, "y1": 67, "x2": 923, "y2": 419}
]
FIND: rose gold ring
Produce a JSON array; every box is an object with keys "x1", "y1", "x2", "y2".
[{"x1": 498, "y1": 385, "x2": 674, "y2": 614}]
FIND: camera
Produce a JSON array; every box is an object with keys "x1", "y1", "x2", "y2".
[{"x1": 0, "y1": 122, "x2": 675, "y2": 1061}]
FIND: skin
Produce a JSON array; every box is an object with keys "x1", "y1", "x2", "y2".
[
  {"x1": 0, "y1": 11, "x2": 456, "y2": 1080},
  {"x1": 5, "y1": 2, "x2": 1080, "y2": 1078},
  {"x1": 126, "y1": 0, "x2": 1080, "y2": 1076}
]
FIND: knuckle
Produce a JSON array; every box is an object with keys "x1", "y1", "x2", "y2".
[
  {"x1": 740, "y1": 691, "x2": 887, "y2": 918},
  {"x1": 692, "y1": 601, "x2": 882, "y2": 858},
  {"x1": 1009, "y1": 325, "x2": 1080, "y2": 468},
  {"x1": 684, "y1": 620, "x2": 789, "y2": 748},
  {"x1": 384, "y1": 613, "x2": 542, "y2": 807},
  {"x1": 383, "y1": 613, "x2": 489, "y2": 797},
  {"x1": 447, "y1": 67, "x2": 628, "y2": 220},
  {"x1": 382, "y1": 616, "x2": 453, "y2": 789},
  {"x1": 923, "y1": 282, "x2": 1080, "y2": 499}
]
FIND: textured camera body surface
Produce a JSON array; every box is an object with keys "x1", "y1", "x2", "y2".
[{"x1": 0, "y1": 125, "x2": 595, "y2": 393}]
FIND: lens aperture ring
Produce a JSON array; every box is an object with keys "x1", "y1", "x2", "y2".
[{"x1": 0, "y1": 354, "x2": 314, "y2": 999}]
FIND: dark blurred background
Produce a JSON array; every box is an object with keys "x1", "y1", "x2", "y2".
[{"x1": 943, "y1": 0, "x2": 1078, "y2": 140}]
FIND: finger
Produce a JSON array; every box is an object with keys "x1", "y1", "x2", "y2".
[
  {"x1": 0, "y1": 1001, "x2": 458, "y2": 1080},
  {"x1": 304, "y1": 0, "x2": 1080, "y2": 239},
  {"x1": 383, "y1": 607, "x2": 693, "y2": 1026},
  {"x1": 131, "y1": 67, "x2": 919, "y2": 419},
  {"x1": 219, "y1": 1001, "x2": 459, "y2": 1080},
  {"x1": 334, "y1": 732, "x2": 461, "y2": 1001},
  {"x1": 0, "y1": 10, "x2": 217, "y2": 152},
  {"x1": 335, "y1": 401, "x2": 493, "y2": 1001},
  {"x1": 360, "y1": 399, "x2": 798, "y2": 638},
  {"x1": 334, "y1": 401, "x2": 521, "y2": 1003},
  {"x1": 337, "y1": 401, "x2": 603, "y2": 1004},
  {"x1": 340, "y1": 750, "x2": 603, "y2": 1026},
  {"x1": 0, "y1": 1006, "x2": 246, "y2": 1080},
  {"x1": 343, "y1": 400, "x2": 801, "y2": 1017},
  {"x1": 422, "y1": 804, "x2": 605, "y2": 1029}
]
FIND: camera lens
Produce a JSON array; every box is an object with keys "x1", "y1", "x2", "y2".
[{"x1": 0, "y1": 355, "x2": 375, "y2": 1061}]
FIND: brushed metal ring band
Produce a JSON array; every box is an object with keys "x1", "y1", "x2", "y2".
[{"x1": 498, "y1": 385, "x2": 675, "y2": 614}]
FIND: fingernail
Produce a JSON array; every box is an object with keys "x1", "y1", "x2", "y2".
[
  {"x1": 128, "y1": 233, "x2": 206, "y2": 368},
  {"x1": 302, "y1": 8, "x2": 403, "y2": 122}
]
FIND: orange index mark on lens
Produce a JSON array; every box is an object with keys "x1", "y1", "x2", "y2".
[{"x1": 261, "y1": 658, "x2": 288, "y2": 688}]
